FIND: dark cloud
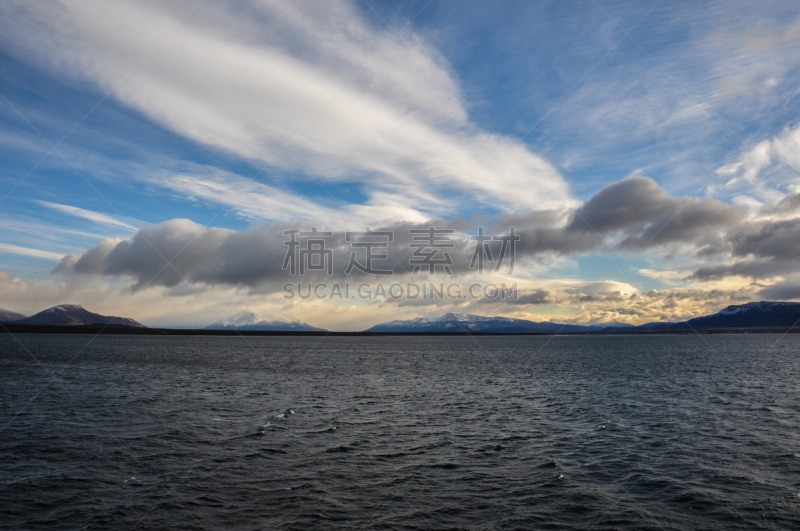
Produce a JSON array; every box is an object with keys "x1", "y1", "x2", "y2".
[
  {"x1": 513, "y1": 289, "x2": 555, "y2": 305},
  {"x1": 566, "y1": 176, "x2": 741, "y2": 250},
  {"x1": 728, "y1": 218, "x2": 800, "y2": 260},
  {"x1": 472, "y1": 288, "x2": 556, "y2": 307},
  {"x1": 759, "y1": 278, "x2": 800, "y2": 301},
  {"x1": 56, "y1": 220, "x2": 283, "y2": 289},
  {"x1": 55, "y1": 218, "x2": 486, "y2": 289},
  {"x1": 503, "y1": 176, "x2": 740, "y2": 258},
  {"x1": 690, "y1": 259, "x2": 787, "y2": 281},
  {"x1": 690, "y1": 217, "x2": 800, "y2": 281},
  {"x1": 55, "y1": 177, "x2": 744, "y2": 291}
]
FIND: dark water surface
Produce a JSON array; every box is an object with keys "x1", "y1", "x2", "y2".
[{"x1": 1, "y1": 333, "x2": 799, "y2": 530}]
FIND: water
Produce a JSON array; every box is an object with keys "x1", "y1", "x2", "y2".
[{"x1": 1, "y1": 333, "x2": 799, "y2": 530}]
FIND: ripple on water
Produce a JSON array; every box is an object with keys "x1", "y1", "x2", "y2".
[{"x1": 2, "y1": 334, "x2": 800, "y2": 530}]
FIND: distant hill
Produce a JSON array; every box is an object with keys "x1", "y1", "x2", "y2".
[
  {"x1": 601, "y1": 321, "x2": 635, "y2": 329},
  {"x1": 11, "y1": 304, "x2": 145, "y2": 327},
  {"x1": 629, "y1": 301, "x2": 800, "y2": 331},
  {"x1": 205, "y1": 311, "x2": 326, "y2": 332},
  {"x1": 364, "y1": 312, "x2": 602, "y2": 333},
  {"x1": 0, "y1": 309, "x2": 26, "y2": 323}
]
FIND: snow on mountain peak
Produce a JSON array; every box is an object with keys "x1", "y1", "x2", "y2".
[
  {"x1": 717, "y1": 301, "x2": 794, "y2": 316},
  {"x1": 207, "y1": 311, "x2": 320, "y2": 329},
  {"x1": 47, "y1": 304, "x2": 85, "y2": 313},
  {"x1": 205, "y1": 311, "x2": 324, "y2": 331},
  {"x1": 221, "y1": 311, "x2": 294, "y2": 326}
]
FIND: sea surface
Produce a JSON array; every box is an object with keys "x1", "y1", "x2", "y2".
[{"x1": 1, "y1": 333, "x2": 799, "y2": 530}]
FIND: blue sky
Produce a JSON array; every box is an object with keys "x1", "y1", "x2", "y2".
[{"x1": 2, "y1": 0, "x2": 800, "y2": 330}]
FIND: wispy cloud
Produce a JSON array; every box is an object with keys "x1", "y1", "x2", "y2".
[
  {"x1": 537, "y1": 4, "x2": 800, "y2": 195},
  {"x1": 35, "y1": 200, "x2": 138, "y2": 231},
  {"x1": 1, "y1": 0, "x2": 574, "y2": 215},
  {"x1": 717, "y1": 122, "x2": 800, "y2": 197},
  {"x1": 0, "y1": 242, "x2": 64, "y2": 261},
  {"x1": 150, "y1": 164, "x2": 436, "y2": 227}
]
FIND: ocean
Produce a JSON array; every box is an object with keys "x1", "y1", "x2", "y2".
[{"x1": 1, "y1": 333, "x2": 799, "y2": 530}]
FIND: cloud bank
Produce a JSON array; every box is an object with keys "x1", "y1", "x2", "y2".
[{"x1": 54, "y1": 176, "x2": 746, "y2": 290}]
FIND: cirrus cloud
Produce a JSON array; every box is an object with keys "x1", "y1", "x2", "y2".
[{"x1": 0, "y1": 0, "x2": 574, "y2": 216}]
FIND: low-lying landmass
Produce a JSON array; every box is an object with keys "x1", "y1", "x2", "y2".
[{"x1": 1, "y1": 301, "x2": 799, "y2": 335}]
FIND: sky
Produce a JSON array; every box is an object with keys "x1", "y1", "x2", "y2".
[{"x1": 2, "y1": 0, "x2": 800, "y2": 330}]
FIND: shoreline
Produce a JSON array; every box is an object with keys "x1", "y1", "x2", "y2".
[{"x1": 1, "y1": 324, "x2": 798, "y2": 336}]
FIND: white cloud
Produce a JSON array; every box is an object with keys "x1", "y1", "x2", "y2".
[
  {"x1": 152, "y1": 165, "x2": 437, "y2": 227},
  {"x1": 35, "y1": 201, "x2": 138, "y2": 231},
  {"x1": 638, "y1": 268, "x2": 690, "y2": 282},
  {"x1": 0, "y1": 0, "x2": 574, "y2": 215},
  {"x1": 153, "y1": 167, "x2": 341, "y2": 223},
  {"x1": 0, "y1": 242, "x2": 65, "y2": 261},
  {"x1": 718, "y1": 122, "x2": 800, "y2": 197}
]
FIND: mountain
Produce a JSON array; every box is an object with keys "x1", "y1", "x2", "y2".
[
  {"x1": 11, "y1": 304, "x2": 146, "y2": 327},
  {"x1": 205, "y1": 311, "x2": 326, "y2": 332},
  {"x1": 364, "y1": 313, "x2": 597, "y2": 333},
  {"x1": 687, "y1": 301, "x2": 800, "y2": 328},
  {"x1": 632, "y1": 301, "x2": 800, "y2": 330},
  {"x1": 0, "y1": 309, "x2": 26, "y2": 322}
]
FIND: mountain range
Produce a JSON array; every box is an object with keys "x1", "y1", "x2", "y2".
[
  {"x1": 365, "y1": 313, "x2": 631, "y2": 333},
  {"x1": 633, "y1": 301, "x2": 800, "y2": 330},
  {"x1": 1, "y1": 301, "x2": 799, "y2": 332},
  {"x1": 365, "y1": 302, "x2": 800, "y2": 333},
  {"x1": 204, "y1": 312, "x2": 326, "y2": 332}
]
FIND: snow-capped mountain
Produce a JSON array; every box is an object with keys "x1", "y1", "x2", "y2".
[
  {"x1": 12, "y1": 304, "x2": 145, "y2": 327},
  {"x1": 205, "y1": 311, "x2": 326, "y2": 332},
  {"x1": 0, "y1": 309, "x2": 26, "y2": 322},
  {"x1": 364, "y1": 313, "x2": 598, "y2": 333},
  {"x1": 680, "y1": 301, "x2": 800, "y2": 329}
]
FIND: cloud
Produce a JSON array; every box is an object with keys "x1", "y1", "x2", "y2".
[
  {"x1": 718, "y1": 121, "x2": 800, "y2": 195},
  {"x1": 509, "y1": 289, "x2": 554, "y2": 306},
  {"x1": 55, "y1": 219, "x2": 277, "y2": 290},
  {"x1": 638, "y1": 268, "x2": 690, "y2": 281},
  {"x1": 54, "y1": 176, "x2": 746, "y2": 294},
  {"x1": 151, "y1": 166, "x2": 345, "y2": 224},
  {"x1": 468, "y1": 283, "x2": 757, "y2": 326},
  {"x1": 0, "y1": 0, "x2": 574, "y2": 215},
  {"x1": 763, "y1": 191, "x2": 800, "y2": 216},
  {"x1": 149, "y1": 164, "x2": 433, "y2": 226},
  {"x1": 690, "y1": 216, "x2": 800, "y2": 281},
  {"x1": 758, "y1": 276, "x2": 800, "y2": 301},
  {"x1": 539, "y1": 8, "x2": 800, "y2": 199},
  {"x1": 0, "y1": 242, "x2": 65, "y2": 261},
  {"x1": 506, "y1": 176, "x2": 741, "y2": 258},
  {"x1": 710, "y1": 19, "x2": 800, "y2": 98},
  {"x1": 35, "y1": 201, "x2": 138, "y2": 231},
  {"x1": 567, "y1": 176, "x2": 741, "y2": 249},
  {"x1": 54, "y1": 217, "x2": 485, "y2": 289}
]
